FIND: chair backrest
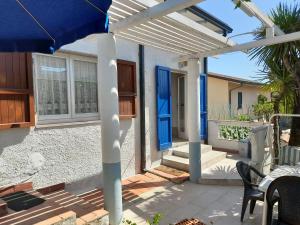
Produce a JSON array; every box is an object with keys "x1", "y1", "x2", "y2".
[
  {"x1": 266, "y1": 176, "x2": 300, "y2": 225},
  {"x1": 236, "y1": 161, "x2": 253, "y2": 190}
]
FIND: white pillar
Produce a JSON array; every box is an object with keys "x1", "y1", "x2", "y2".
[
  {"x1": 98, "y1": 33, "x2": 122, "y2": 225},
  {"x1": 187, "y1": 58, "x2": 202, "y2": 183}
]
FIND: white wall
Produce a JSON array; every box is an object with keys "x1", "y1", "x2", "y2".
[
  {"x1": 0, "y1": 121, "x2": 138, "y2": 194},
  {"x1": 208, "y1": 119, "x2": 264, "y2": 151},
  {"x1": 0, "y1": 36, "x2": 141, "y2": 194},
  {"x1": 143, "y1": 46, "x2": 182, "y2": 168},
  {"x1": 0, "y1": 35, "x2": 185, "y2": 193},
  {"x1": 207, "y1": 76, "x2": 229, "y2": 120},
  {"x1": 231, "y1": 85, "x2": 270, "y2": 114}
]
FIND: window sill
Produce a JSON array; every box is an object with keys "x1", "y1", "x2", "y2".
[
  {"x1": 35, "y1": 120, "x2": 101, "y2": 129},
  {"x1": 0, "y1": 122, "x2": 34, "y2": 130},
  {"x1": 120, "y1": 115, "x2": 136, "y2": 120}
]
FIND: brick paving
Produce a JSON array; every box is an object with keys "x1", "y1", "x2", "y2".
[
  {"x1": 0, "y1": 172, "x2": 173, "y2": 224},
  {"x1": 78, "y1": 172, "x2": 171, "y2": 206}
]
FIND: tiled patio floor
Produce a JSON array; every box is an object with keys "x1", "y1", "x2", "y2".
[
  {"x1": 78, "y1": 172, "x2": 172, "y2": 207},
  {"x1": 123, "y1": 181, "x2": 264, "y2": 225}
]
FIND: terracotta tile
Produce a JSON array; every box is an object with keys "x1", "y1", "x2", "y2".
[
  {"x1": 80, "y1": 212, "x2": 98, "y2": 223},
  {"x1": 76, "y1": 218, "x2": 86, "y2": 225},
  {"x1": 0, "y1": 182, "x2": 33, "y2": 197},
  {"x1": 58, "y1": 211, "x2": 76, "y2": 220},
  {"x1": 37, "y1": 183, "x2": 65, "y2": 195},
  {"x1": 32, "y1": 215, "x2": 62, "y2": 225},
  {"x1": 91, "y1": 209, "x2": 108, "y2": 218}
]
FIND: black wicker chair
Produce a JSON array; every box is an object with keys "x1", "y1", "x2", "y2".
[
  {"x1": 236, "y1": 161, "x2": 266, "y2": 222},
  {"x1": 266, "y1": 176, "x2": 300, "y2": 225}
]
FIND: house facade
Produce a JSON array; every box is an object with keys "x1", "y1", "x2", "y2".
[
  {"x1": 207, "y1": 72, "x2": 271, "y2": 120},
  {"x1": 0, "y1": 6, "x2": 233, "y2": 194}
]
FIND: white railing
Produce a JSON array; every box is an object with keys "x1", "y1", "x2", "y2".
[{"x1": 267, "y1": 114, "x2": 300, "y2": 168}]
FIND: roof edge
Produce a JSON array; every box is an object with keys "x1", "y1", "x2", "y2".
[
  {"x1": 187, "y1": 6, "x2": 233, "y2": 36},
  {"x1": 208, "y1": 72, "x2": 262, "y2": 86}
]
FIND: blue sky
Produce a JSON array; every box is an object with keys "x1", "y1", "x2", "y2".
[{"x1": 198, "y1": 0, "x2": 284, "y2": 80}]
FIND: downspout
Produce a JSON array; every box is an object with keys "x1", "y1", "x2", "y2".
[{"x1": 139, "y1": 44, "x2": 146, "y2": 172}]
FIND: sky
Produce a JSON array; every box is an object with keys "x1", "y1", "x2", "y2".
[{"x1": 198, "y1": 0, "x2": 286, "y2": 80}]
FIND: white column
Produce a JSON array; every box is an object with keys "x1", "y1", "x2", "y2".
[
  {"x1": 187, "y1": 58, "x2": 202, "y2": 182},
  {"x1": 98, "y1": 33, "x2": 122, "y2": 225}
]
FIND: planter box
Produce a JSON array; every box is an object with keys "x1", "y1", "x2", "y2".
[{"x1": 208, "y1": 120, "x2": 264, "y2": 152}]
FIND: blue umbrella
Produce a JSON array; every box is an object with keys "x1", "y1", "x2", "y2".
[{"x1": 0, "y1": 0, "x2": 112, "y2": 53}]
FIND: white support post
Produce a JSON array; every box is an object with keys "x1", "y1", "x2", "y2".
[
  {"x1": 98, "y1": 33, "x2": 123, "y2": 225},
  {"x1": 187, "y1": 58, "x2": 202, "y2": 183}
]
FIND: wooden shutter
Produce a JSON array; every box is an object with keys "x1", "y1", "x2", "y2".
[
  {"x1": 0, "y1": 53, "x2": 35, "y2": 129},
  {"x1": 117, "y1": 60, "x2": 136, "y2": 119}
]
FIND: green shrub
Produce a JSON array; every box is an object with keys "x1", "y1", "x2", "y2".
[
  {"x1": 236, "y1": 114, "x2": 252, "y2": 121},
  {"x1": 123, "y1": 213, "x2": 162, "y2": 225},
  {"x1": 219, "y1": 125, "x2": 251, "y2": 140}
]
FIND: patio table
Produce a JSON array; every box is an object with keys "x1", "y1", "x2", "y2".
[{"x1": 258, "y1": 165, "x2": 300, "y2": 225}]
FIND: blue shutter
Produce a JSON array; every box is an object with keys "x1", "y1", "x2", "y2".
[
  {"x1": 200, "y1": 74, "x2": 208, "y2": 140},
  {"x1": 156, "y1": 66, "x2": 172, "y2": 151}
]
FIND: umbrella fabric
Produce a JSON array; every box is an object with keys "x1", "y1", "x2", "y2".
[{"x1": 0, "y1": 0, "x2": 112, "y2": 53}]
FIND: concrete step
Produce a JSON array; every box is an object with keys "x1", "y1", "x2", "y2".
[
  {"x1": 162, "y1": 155, "x2": 189, "y2": 171},
  {"x1": 172, "y1": 144, "x2": 212, "y2": 158},
  {"x1": 162, "y1": 150, "x2": 227, "y2": 172},
  {"x1": 172, "y1": 140, "x2": 189, "y2": 148},
  {"x1": 198, "y1": 155, "x2": 246, "y2": 186}
]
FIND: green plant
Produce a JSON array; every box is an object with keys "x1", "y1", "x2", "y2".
[
  {"x1": 252, "y1": 95, "x2": 274, "y2": 121},
  {"x1": 249, "y1": 2, "x2": 300, "y2": 149},
  {"x1": 219, "y1": 125, "x2": 251, "y2": 141},
  {"x1": 236, "y1": 114, "x2": 252, "y2": 122},
  {"x1": 123, "y1": 219, "x2": 137, "y2": 225},
  {"x1": 146, "y1": 213, "x2": 162, "y2": 225},
  {"x1": 123, "y1": 213, "x2": 162, "y2": 225}
]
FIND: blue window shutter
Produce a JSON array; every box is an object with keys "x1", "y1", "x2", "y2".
[
  {"x1": 200, "y1": 74, "x2": 208, "y2": 140},
  {"x1": 156, "y1": 66, "x2": 172, "y2": 151}
]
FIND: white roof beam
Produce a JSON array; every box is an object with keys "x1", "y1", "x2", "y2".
[
  {"x1": 181, "y1": 31, "x2": 300, "y2": 60},
  {"x1": 111, "y1": 0, "x2": 235, "y2": 47},
  {"x1": 110, "y1": 0, "x2": 205, "y2": 32},
  {"x1": 233, "y1": 0, "x2": 284, "y2": 36}
]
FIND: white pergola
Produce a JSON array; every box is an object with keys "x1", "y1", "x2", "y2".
[{"x1": 97, "y1": 1, "x2": 300, "y2": 224}]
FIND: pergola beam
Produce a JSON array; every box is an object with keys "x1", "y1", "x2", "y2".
[
  {"x1": 182, "y1": 31, "x2": 300, "y2": 59},
  {"x1": 111, "y1": 0, "x2": 235, "y2": 47},
  {"x1": 232, "y1": 0, "x2": 284, "y2": 36},
  {"x1": 110, "y1": 0, "x2": 205, "y2": 32}
]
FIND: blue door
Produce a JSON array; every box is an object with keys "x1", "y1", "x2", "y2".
[
  {"x1": 156, "y1": 66, "x2": 172, "y2": 151},
  {"x1": 200, "y1": 74, "x2": 208, "y2": 140}
]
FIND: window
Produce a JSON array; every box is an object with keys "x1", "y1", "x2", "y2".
[
  {"x1": 117, "y1": 60, "x2": 137, "y2": 119},
  {"x1": 238, "y1": 92, "x2": 243, "y2": 109},
  {"x1": 73, "y1": 60, "x2": 98, "y2": 114},
  {"x1": 34, "y1": 53, "x2": 99, "y2": 124}
]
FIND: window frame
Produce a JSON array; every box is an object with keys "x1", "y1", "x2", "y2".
[
  {"x1": 237, "y1": 91, "x2": 243, "y2": 109},
  {"x1": 33, "y1": 53, "x2": 100, "y2": 125}
]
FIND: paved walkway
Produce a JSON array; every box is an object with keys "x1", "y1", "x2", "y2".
[
  {"x1": 123, "y1": 181, "x2": 264, "y2": 225},
  {"x1": 78, "y1": 172, "x2": 172, "y2": 208}
]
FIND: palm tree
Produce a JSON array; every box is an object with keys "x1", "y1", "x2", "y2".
[
  {"x1": 257, "y1": 63, "x2": 295, "y2": 160},
  {"x1": 249, "y1": 3, "x2": 300, "y2": 152}
]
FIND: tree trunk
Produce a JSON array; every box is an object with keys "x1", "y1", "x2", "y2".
[
  {"x1": 289, "y1": 61, "x2": 300, "y2": 146},
  {"x1": 273, "y1": 100, "x2": 280, "y2": 164}
]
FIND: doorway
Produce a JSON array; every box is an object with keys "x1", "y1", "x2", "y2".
[
  {"x1": 171, "y1": 72, "x2": 187, "y2": 140},
  {"x1": 178, "y1": 75, "x2": 185, "y2": 139}
]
